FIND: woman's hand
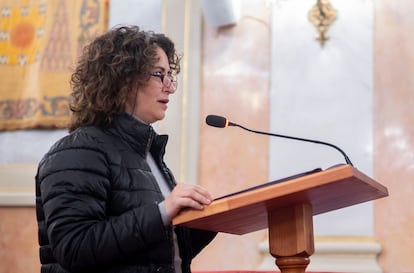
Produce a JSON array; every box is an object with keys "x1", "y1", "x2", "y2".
[{"x1": 164, "y1": 184, "x2": 213, "y2": 220}]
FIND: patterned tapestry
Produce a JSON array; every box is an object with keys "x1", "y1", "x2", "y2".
[{"x1": 0, "y1": 0, "x2": 108, "y2": 131}]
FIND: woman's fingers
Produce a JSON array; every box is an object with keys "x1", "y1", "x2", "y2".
[{"x1": 164, "y1": 184, "x2": 213, "y2": 219}]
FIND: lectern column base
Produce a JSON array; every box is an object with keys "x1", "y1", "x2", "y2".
[{"x1": 275, "y1": 256, "x2": 311, "y2": 273}]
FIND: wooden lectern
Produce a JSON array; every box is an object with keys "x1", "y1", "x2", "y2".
[{"x1": 173, "y1": 164, "x2": 388, "y2": 273}]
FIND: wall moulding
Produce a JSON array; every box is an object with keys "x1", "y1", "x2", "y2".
[{"x1": 0, "y1": 163, "x2": 36, "y2": 206}]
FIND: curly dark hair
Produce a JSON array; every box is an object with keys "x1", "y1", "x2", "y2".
[{"x1": 68, "y1": 25, "x2": 181, "y2": 132}]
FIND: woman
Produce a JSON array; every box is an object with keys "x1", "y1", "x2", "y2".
[{"x1": 35, "y1": 25, "x2": 217, "y2": 273}]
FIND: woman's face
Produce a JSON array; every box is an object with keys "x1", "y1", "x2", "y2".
[{"x1": 127, "y1": 46, "x2": 176, "y2": 124}]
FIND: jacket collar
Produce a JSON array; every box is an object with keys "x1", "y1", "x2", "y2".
[{"x1": 109, "y1": 113, "x2": 169, "y2": 160}]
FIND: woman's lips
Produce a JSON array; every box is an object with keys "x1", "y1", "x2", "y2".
[{"x1": 158, "y1": 99, "x2": 169, "y2": 109}]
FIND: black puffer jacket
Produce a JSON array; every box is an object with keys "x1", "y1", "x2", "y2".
[{"x1": 35, "y1": 113, "x2": 216, "y2": 273}]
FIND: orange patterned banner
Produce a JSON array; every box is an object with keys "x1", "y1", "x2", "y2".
[{"x1": 0, "y1": 0, "x2": 108, "y2": 131}]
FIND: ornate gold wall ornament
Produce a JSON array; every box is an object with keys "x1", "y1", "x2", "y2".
[{"x1": 308, "y1": 0, "x2": 337, "y2": 47}]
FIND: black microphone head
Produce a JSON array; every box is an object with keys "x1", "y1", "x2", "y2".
[{"x1": 206, "y1": 115, "x2": 228, "y2": 128}]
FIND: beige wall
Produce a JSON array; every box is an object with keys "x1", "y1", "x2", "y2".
[
  {"x1": 192, "y1": 2, "x2": 271, "y2": 270},
  {"x1": 1, "y1": 1, "x2": 414, "y2": 273},
  {"x1": 0, "y1": 208, "x2": 39, "y2": 272},
  {"x1": 374, "y1": 1, "x2": 414, "y2": 272}
]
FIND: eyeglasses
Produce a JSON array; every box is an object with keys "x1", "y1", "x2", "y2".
[{"x1": 150, "y1": 72, "x2": 178, "y2": 91}]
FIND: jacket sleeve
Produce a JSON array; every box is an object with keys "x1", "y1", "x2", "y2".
[{"x1": 37, "y1": 134, "x2": 168, "y2": 271}]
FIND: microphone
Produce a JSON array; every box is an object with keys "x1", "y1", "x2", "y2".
[{"x1": 205, "y1": 114, "x2": 353, "y2": 166}]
